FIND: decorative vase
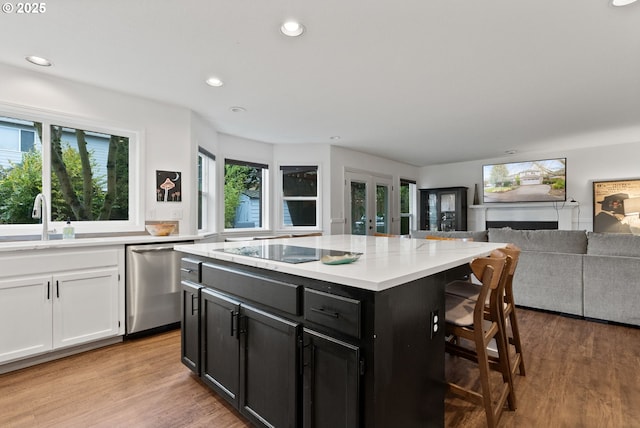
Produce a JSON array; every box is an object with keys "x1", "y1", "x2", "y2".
[{"x1": 473, "y1": 183, "x2": 480, "y2": 205}]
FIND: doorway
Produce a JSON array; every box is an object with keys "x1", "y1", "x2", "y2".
[{"x1": 345, "y1": 171, "x2": 392, "y2": 235}]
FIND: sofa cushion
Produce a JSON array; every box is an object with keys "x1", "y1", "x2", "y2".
[
  {"x1": 587, "y1": 232, "x2": 640, "y2": 257},
  {"x1": 488, "y1": 228, "x2": 587, "y2": 254},
  {"x1": 514, "y1": 252, "x2": 584, "y2": 316},
  {"x1": 583, "y1": 254, "x2": 640, "y2": 325},
  {"x1": 411, "y1": 230, "x2": 488, "y2": 242}
]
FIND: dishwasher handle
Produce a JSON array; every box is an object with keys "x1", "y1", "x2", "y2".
[{"x1": 130, "y1": 246, "x2": 175, "y2": 253}]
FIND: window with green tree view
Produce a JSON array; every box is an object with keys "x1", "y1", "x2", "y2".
[
  {"x1": 0, "y1": 113, "x2": 134, "y2": 235},
  {"x1": 224, "y1": 159, "x2": 267, "y2": 229}
]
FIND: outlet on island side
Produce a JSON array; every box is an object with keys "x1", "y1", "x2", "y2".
[{"x1": 430, "y1": 310, "x2": 439, "y2": 339}]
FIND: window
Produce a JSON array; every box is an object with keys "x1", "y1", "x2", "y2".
[
  {"x1": 281, "y1": 165, "x2": 319, "y2": 228},
  {"x1": 400, "y1": 179, "x2": 417, "y2": 234},
  {"x1": 0, "y1": 112, "x2": 139, "y2": 235},
  {"x1": 49, "y1": 124, "x2": 129, "y2": 222},
  {"x1": 0, "y1": 116, "x2": 43, "y2": 225},
  {"x1": 224, "y1": 159, "x2": 268, "y2": 229},
  {"x1": 198, "y1": 147, "x2": 215, "y2": 232}
]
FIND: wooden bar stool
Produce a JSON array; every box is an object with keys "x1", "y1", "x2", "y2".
[
  {"x1": 446, "y1": 244, "x2": 526, "y2": 377},
  {"x1": 444, "y1": 251, "x2": 516, "y2": 428}
]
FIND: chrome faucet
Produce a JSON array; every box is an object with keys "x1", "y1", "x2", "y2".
[{"x1": 32, "y1": 193, "x2": 49, "y2": 240}]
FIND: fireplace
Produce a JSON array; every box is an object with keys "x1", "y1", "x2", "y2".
[
  {"x1": 485, "y1": 221, "x2": 558, "y2": 230},
  {"x1": 469, "y1": 202, "x2": 579, "y2": 231}
]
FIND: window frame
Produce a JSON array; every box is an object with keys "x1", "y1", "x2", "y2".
[
  {"x1": 197, "y1": 147, "x2": 216, "y2": 233},
  {"x1": 278, "y1": 164, "x2": 321, "y2": 231},
  {"x1": 0, "y1": 106, "x2": 143, "y2": 237},
  {"x1": 400, "y1": 178, "x2": 417, "y2": 234}
]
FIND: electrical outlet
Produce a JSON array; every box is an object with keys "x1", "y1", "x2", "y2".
[{"x1": 430, "y1": 310, "x2": 440, "y2": 339}]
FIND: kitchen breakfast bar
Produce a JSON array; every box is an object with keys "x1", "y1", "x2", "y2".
[{"x1": 175, "y1": 235, "x2": 505, "y2": 428}]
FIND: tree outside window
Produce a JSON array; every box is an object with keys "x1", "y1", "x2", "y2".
[{"x1": 224, "y1": 159, "x2": 267, "y2": 229}]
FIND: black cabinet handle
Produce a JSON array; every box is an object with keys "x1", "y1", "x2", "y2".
[
  {"x1": 191, "y1": 294, "x2": 197, "y2": 316},
  {"x1": 47, "y1": 281, "x2": 50, "y2": 300},
  {"x1": 56, "y1": 280, "x2": 59, "y2": 298},
  {"x1": 298, "y1": 337, "x2": 304, "y2": 376},
  {"x1": 310, "y1": 307, "x2": 340, "y2": 318},
  {"x1": 230, "y1": 310, "x2": 237, "y2": 337}
]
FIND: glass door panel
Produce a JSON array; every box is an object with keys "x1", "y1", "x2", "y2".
[
  {"x1": 376, "y1": 184, "x2": 389, "y2": 234},
  {"x1": 350, "y1": 181, "x2": 367, "y2": 235}
]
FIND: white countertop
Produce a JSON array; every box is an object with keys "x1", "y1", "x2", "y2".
[
  {"x1": 175, "y1": 234, "x2": 506, "y2": 292},
  {"x1": 0, "y1": 234, "x2": 202, "y2": 253}
]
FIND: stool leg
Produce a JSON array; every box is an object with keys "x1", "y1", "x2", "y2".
[{"x1": 508, "y1": 308, "x2": 526, "y2": 376}]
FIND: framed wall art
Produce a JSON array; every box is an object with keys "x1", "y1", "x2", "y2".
[
  {"x1": 593, "y1": 179, "x2": 640, "y2": 234},
  {"x1": 156, "y1": 170, "x2": 182, "y2": 202}
]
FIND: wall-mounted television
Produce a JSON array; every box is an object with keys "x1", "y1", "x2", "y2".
[{"x1": 482, "y1": 158, "x2": 566, "y2": 203}]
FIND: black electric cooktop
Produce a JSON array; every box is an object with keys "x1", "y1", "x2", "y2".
[{"x1": 216, "y1": 244, "x2": 359, "y2": 264}]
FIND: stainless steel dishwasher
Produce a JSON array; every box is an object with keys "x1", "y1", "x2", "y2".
[{"x1": 125, "y1": 241, "x2": 193, "y2": 336}]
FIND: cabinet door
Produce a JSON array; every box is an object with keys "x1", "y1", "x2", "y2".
[
  {"x1": 52, "y1": 268, "x2": 120, "y2": 349},
  {"x1": 181, "y1": 281, "x2": 202, "y2": 374},
  {"x1": 302, "y1": 329, "x2": 360, "y2": 428},
  {"x1": 240, "y1": 304, "x2": 299, "y2": 428},
  {"x1": 0, "y1": 275, "x2": 52, "y2": 363},
  {"x1": 201, "y1": 288, "x2": 241, "y2": 406}
]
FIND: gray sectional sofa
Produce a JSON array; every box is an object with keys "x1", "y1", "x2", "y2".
[{"x1": 412, "y1": 228, "x2": 640, "y2": 327}]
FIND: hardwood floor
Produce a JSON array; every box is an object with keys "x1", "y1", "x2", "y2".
[{"x1": 1, "y1": 308, "x2": 639, "y2": 427}]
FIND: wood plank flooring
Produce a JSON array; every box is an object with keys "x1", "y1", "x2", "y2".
[{"x1": 1, "y1": 308, "x2": 639, "y2": 428}]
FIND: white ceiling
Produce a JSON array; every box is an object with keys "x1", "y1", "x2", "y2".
[{"x1": 1, "y1": 0, "x2": 639, "y2": 166}]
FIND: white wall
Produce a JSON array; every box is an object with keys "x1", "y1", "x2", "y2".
[
  {"x1": 419, "y1": 140, "x2": 640, "y2": 231},
  {"x1": 216, "y1": 135, "x2": 333, "y2": 235},
  {"x1": 214, "y1": 138, "x2": 419, "y2": 236},
  {"x1": 0, "y1": 62, "x2": 204, "y2": 234}
]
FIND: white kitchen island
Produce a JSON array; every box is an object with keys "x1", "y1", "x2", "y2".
[{"x1": 176, "y1": 235, "x2": 505, "y2": 428}]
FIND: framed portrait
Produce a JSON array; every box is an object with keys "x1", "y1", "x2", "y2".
[
  {"x1": 156, "y1": 170, "x2": 182, "y2": 202},
  {"x1": 593, "y1": 179, "x2": 640, "y2": 234}
]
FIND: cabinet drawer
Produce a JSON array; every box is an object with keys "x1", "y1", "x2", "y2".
[
  {"x1": 180, "y1": 258, "x2": 201, "y2": 283},
  {"x1": 202, "y1": 263, "x2": 300, "y2": 315},
  {"x1": 304, "y1": 289, "x2": 361, "y2": 339}
]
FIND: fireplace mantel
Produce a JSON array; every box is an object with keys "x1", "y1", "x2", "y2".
[{"x1": 469, "y1": 202, "x2": 580, "y2": 231}]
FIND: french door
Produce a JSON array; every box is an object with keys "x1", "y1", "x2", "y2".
[{"x1": 346, "y1": 171, "x2": 392, "y2": 235}]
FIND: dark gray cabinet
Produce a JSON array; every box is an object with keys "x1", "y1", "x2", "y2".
[
  {"x1": 198, "y1": 266, "x2": 300, "y2": 428},
  {"x1": 180, "y1": 256, "x2": 446, "y2": 427},
  {"x1": 420, "y1": 186, "x2": 468, "y2": 231},
  {"x1": 240, "y1": 304, "x2": 299, "y2": 428},
  {"x1": 302, "y1": 328, "x2": 360, "y2": 428},
  {"x1": 180, "y1": 280, "x2": 202, "y2": 374},
  {"x1": 201, "y1": 288, "x2": 241, "y2": 405},
  {"x1": 180, "y1": 258, "x2": 202, "y2": 374}
]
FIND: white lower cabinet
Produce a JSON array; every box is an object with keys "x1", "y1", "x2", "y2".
[
  {"x1": 0, "y1": 275, "x2": 52, "y2": 362},
  {"x1": 0, "y1": 247, "x2": 123, "y2": 365},
  {"x1": 53, "y1": 268, "x2": 120, "y2": 349}
]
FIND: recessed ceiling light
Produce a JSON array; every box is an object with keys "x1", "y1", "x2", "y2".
[
  {"x1": 329, "y1": 136, "x2": 341, "y2": 140},
  {"x1": 205, "y1": 77, "x2": 224, "y2": 87},
  {"x1": 230, "y1": 106, "x2": 246, "y2": 113},
  {"x1": 612, "y1": 0, "x2": 638, "y2": 6},
  {"x1": 25, "y1": 56, "x2": 52, "y2": 67},
  {"x1": 505, "y1": 150, "x2": 517, "y2": 155},
  {"x1": 280, "y1": 20, "x2": 305, "y2": 37}
]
